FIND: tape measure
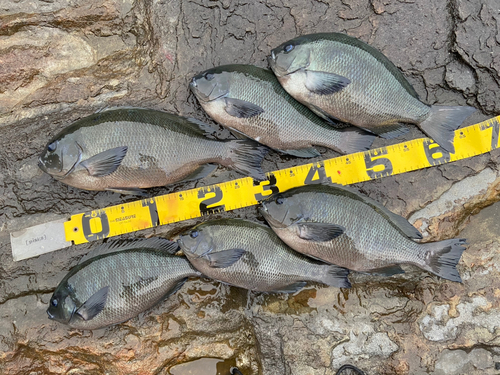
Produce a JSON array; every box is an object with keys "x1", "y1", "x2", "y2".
[
  {"x1": 9, "y1": 116, "x2": 500, "y2": 261},
  {"x1": 63, "y1": 116, "x2": 499, "y2": 245}
]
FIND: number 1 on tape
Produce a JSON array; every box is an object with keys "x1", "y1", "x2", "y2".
[{"x1": 58, "y1": 115, "x2": 499, "y2": 245}]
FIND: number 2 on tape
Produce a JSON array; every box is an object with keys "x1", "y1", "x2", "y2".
[{"x1": 198, "y1": 186, "x2": 225, "y2": 214}]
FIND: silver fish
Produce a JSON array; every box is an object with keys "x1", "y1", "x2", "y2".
[
  {"x1": 38, "y1": 108, "x2": 268, "y2": 195},
  {"x1": 260, "y1": 184, "x2": 466, "y2": 282},
  {"x1": 178, "y1": 218, "x2": 351, "y2": 292},
  {"x1": 46, "y1": 238, "x2": 200, "y2": 330},
  {"x1": 269, "y1": 33, "x2": 475, "y2": 153},
  {"x1": 190, "y1": 64, "x2": 375, "y2": 157}
]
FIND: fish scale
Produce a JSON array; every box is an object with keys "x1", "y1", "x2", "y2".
[
  {"x1": 261, "y1": 184, "x2": 466, "y2": 282},
  {"x1": 38, "y1": 108, "x2": 268, "y2": 194},
  {"x1": 269, "y1": 33, "x2": 475, "y2": 153},
  {"x1": 48, "y1": 241, "x2": 200, "y2": 330},
  {"x1": 308, "y1": 39, "x2": 429, "y2": 126},
  {"x1": 190, "y1": 64, "x2": 375, "y2": 156},
  {"x1": 178, "y1": 219, "x2": 350, "y2": 292}
]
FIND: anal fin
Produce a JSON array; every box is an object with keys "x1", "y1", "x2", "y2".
[
  {"x1": 367, "y1": 265, "x2": 405, "y2": 276},
  {"x1": 106, "y1": 187, "x2": 148, "y2": 196},
  {"x1": 277, "y1": 147, "x2": 320, "y2": 158},
  {"x1": 270, "y1": 281, "x2": 307, "y2": 293},
  {"x1": 177, "y1": 164, "x2": 218, "y2": 184},
  {"x1": 366, "y1": 124, "x2": 409, "y2": 139}
]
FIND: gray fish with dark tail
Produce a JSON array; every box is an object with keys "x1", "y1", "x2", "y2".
[
  {"x1": 177, "y1": 219, "x2": 351, "y2": 292},
  {"x1": 190, "y1": 64, "x2": 375, "y2": 158},
  {"x1": 46, "y1": 238, "x2": 200, "y2": 330},
  {"x1": 260, "y1": 184, "x2": 466, "y2": 282},
  {"x1": 38, "y1": 108, "x2": 269, "y2": 195},
  {"x1": 269, "y1": 33, "x2": 476, "y2": 153}
]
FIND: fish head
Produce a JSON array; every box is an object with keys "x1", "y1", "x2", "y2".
[
  {"x1": 38, "y1": 133, "x2": 82, "y2": 180},
  {"x1": 178, "y1": 224, "x2": 216, "y2": 259},
  {"x1": 260, "y1": 190, "x2": 306, "y2": 229},
  {"x1": 46, "y1": 282, "x2": 78, "y2": 324},
  {"x1": 269, "y1": 36, "x2": 311, "y2": 78},
  {"x1": 190, "y1": 67, "x2": 231, "y2": 103}
]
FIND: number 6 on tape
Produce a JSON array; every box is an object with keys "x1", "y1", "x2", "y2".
[{"x1": 10, "y1": 115, "x2": 500, "y2": 260}]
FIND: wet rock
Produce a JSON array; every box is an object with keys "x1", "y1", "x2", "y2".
[
  {"x1": 434, "y1": 348, "x2": 496, "y2": 375},
  {"x1": 445, "y1": 61, "x2": 476, "y2": 94},
  {"x1": 1, "y1": 0, "x2": 500, "y2": 374}
]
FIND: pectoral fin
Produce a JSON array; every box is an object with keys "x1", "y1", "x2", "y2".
[
  {"x1": 305, "y1": 71, "x2": 350, "y2": 95},
  {"x1": 81, "y1": 146, "x2": 128, "y2": 177},
  {"x1": 75, "y1": 286, "x2": 109, "y2": 321},
  {"x1": 296, "y1": 222, "x2": 345, "y2": 242},
  {"x1": 206, "y1": 248, "x2": 246, "y2": 268},
  {"x1": 224, "y1": 98, "x2": 265, "y2": 118}
]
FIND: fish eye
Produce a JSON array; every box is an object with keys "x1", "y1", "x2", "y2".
[
  {"x1": 284, "y1": 44, "x2": 294, "y2": 53},
  {"x1": 47, "y1": 141, "x2": 57, "y2": 153},
  {"x1": 205, "y1": 73, "x2": 215, "y2": 81},
  {"x1": 51, "y1": 298, "x2": 58, "y2": 307},
  {"x1": 190, "y1": 230, "x2": 199, "y2": 238},
  {"x1": 276, "y1": 196, "x2": 285, "y2": 205}
]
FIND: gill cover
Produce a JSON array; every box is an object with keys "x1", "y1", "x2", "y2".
[
  {"x1": 190, "y1": 69, "x2": 231, "y2": 102},
  {"x1": 178, "y1": 227, "x2": 215, "y2": 258},
  {"x1": 269, "y1": 38, "x2": 311, "y2": 76},
  {"x1": 38, "y1": 137, "x2": 82, "y2": 179}
]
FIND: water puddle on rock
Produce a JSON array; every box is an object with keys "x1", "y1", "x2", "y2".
[{"x1": 168, "y1": 357, "x2": 236, "y2": 375}]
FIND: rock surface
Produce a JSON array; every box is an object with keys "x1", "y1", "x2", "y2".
[{"x1": 1, "y1": 0, "x2": 500, "y2": 374}]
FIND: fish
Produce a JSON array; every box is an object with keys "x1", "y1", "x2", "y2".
[
  {"x1": 38, "y1": 108, "x2": 269, "y2": 195},
  {"x1": 46, "y1": 238, "x2": 200, "y2": 330},
  {"x1": 189, "y1": 64, "x2": 375, "y2": 158},
  {"x1": 268, "y1": 33, "x2": 476, "y2": 153},
  {"x1": 260, "y1": 184, "x2": 466, "y2": 282},
  {"x1": 177, "y1": 218, "x2": 351, "y2": 292}
]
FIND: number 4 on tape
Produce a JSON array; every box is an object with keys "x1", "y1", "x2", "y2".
[{"x1": 10, "y1": 115, "x2": 500, "y2": 261}]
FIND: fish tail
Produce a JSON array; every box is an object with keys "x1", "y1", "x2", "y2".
[
  {"x1": 320, "y1": 264, "x2": 351, "y2": 288},
  {"x1": 335, "y1": 127, "x2": 376, "y2": 154},
  {"x1": 420, "y1": 238, "x2": 467, "y2": 282},
  {"x1": 418, "y1": 105, "x2": 476, "y2": 153},
  {"x1": 224, "y1": 140, "x2": 269, "y2": 180}
]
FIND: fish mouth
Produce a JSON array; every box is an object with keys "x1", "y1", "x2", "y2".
[
  {"x1": 46, "y1": 309, "x2": 55, "y2": 320},
  {"x1": 38, "y1": 157, "x2": 47, "y2": 173}
]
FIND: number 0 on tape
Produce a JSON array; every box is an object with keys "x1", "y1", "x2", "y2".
[{"x1": 10, "y1": 116, "x2": 500, "y2": 260}]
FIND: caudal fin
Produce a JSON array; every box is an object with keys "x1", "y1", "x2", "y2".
[
  {"x1": 322, "y1": 265, "x2": 351, "y2": 288},
  {"x1": 421, "y1": 238, "x2": 467, "y2": 282},
  {"x1": 225, "y1": 140, "x2": 269, "y2": 180},
  {"x1": 419, "y1": 105, "x2": 475, "y2": 153},
  {"x1": 335, "y1": 127, "x2": 376, "y2": 154}
]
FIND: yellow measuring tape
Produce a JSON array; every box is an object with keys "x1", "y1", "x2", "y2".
[{"x1": 65, "y1": 116, "x2": 500, "y2": 245}]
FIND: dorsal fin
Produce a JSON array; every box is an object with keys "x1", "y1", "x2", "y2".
[
  {"x1": 78, "y1": 238, "x2": 179, "y2": 264},
  {"x1": 329, "y1": 184, "x2": 422, "y2": 239}
]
